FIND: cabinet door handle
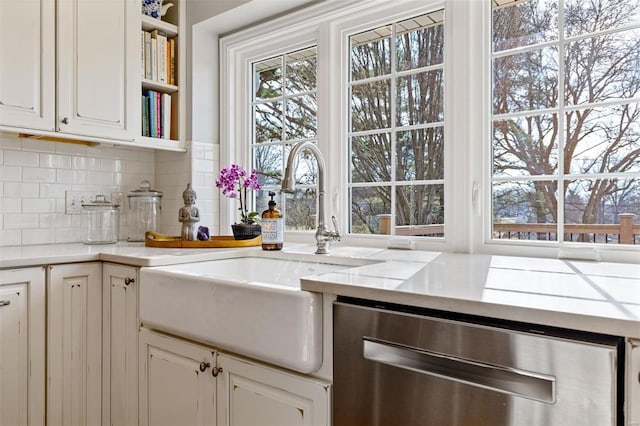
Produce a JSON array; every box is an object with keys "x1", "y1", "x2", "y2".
[
  {"x1": 124, "y1": 277, "x2": 135, "y2": 286},
  {"x1": 0, "y1": 300, "x2": 10, "y2": 307},
  {"x1": 61, "y1": 117, "x2": 69, "y2": 124},
  {"x1": 212, "y1": 366, "x2": 223, "y2": 377},
  {"x1": 199, "y1": 362, "x2": 210, "y2": 372}
]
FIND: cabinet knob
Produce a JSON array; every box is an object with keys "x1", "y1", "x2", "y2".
[
  {"x1": 212, "y1": 366, "x2": 223, "y2": 377},
  {"x1": 0, "y1": 300, "x2": 10, "y2": 307},
  {"x1": 124, "y1": 277, "x2": 135, "y2": 286},
  {"x1": 199, "y1": 362, "x2": 210, "y2": 372},
  {"x1": 61, "y1": 117, "x2": 69, "y2": 124}
]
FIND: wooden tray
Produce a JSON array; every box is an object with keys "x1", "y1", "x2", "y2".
[{"x1": 145, "y1": 231, "x2": 261, "y2": 248}]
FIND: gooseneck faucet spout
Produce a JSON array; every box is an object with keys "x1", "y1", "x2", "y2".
[{"x1": 282, "y1": 141, "x2": 340, "y2": 254}]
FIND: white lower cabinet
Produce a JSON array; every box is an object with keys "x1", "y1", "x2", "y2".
[
  {"x1": 139, "y1": 328, "x2": 330, "y2": 426},
  {"x1": 217, "y1": 353, "x2": 330, "y2": 426},
  {"x1": 0, "y1": 267, "x2": 45, "y2": 426},
  {"x1": 103, "y1": 263, "x2": 140, "y2": 426},
  {"x1": 47, "y1": 263, "x2": 102, "y2": 426},
  {"x1": 139, "y1": 328, "x2": 216, "y2": 426}
]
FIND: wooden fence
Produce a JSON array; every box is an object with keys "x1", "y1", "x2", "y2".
[{"x1": 378, "y1": 213, "x2": 639, "y2": 244}]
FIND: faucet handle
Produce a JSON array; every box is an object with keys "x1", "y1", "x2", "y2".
[{"x1": 331, "y1": 216, "x2": 341, "y2": 242}]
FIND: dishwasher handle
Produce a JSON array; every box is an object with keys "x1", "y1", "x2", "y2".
[{"x1": 363, "y1": 337, "x2": 556, "y2": 404}]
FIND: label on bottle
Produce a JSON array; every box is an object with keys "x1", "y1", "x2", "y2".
[{"x1": 261, "y1": 218, "x2": 284, "y2": 244}]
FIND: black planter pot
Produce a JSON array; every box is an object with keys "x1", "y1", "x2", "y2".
[{"x1": 231, "y1": 223, "x2": 261, "y2": 240}]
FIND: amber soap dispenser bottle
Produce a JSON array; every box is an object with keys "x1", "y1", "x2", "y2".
[{"x1": 261, "y1": 191, "x2": 284, "y2": 250}]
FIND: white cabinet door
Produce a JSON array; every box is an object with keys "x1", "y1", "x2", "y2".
[
  {"x1": 56, "y1": 0, "x2": 138, "y2": 140},
  {"x1": 216, "y1": 353, "x2": 330, "y2": 426},
  {"x1": 0, "y1": 0, "x2": 55, "y2": 130},
  {"x1": 139, "y1": 328, "x2": 216, "y2": 426},
  {"x1": 0, "y1": 268, "x2": 46, "y2": 426},
  {"x1": 102, "y1": 263, "x2": 139, "y2": 426},
  {"x1": 47, "y1": 262, "x2": 102, "y2": 426}
]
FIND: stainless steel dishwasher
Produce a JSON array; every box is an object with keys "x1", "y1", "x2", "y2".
[{"x1": 333, "y1": 298, "x2": 624, "y2": 426}]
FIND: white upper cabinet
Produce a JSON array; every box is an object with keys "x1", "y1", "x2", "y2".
[
  {"x1": 1, "y1": 0, "x2": 142, "y2": 144},
  {"x1": 0, "y1": 0, "x2": 55, "y2": 131},
  {"x1": 57, "y1": 0, "x2": 138, "y2": 140}
]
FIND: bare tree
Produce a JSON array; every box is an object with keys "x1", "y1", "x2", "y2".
[{"x1": 493, "y1": 0, "x2": 640, "y2": 239}]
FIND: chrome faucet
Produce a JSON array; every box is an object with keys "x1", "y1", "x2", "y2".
[{"x1": 282, "y1": 141, "x2": 340, "y2": 254}]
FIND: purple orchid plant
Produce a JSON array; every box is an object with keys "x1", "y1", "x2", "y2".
[{"x1": 216, "y1": 164, "x2": 262, "y2": 224}]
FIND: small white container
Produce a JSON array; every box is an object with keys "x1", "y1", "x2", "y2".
[{"x1": 82, "y1": 195, "x2": 119, "y2": 244}]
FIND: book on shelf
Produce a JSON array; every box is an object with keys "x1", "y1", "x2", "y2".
[
  {"x1": 142, "y1": 29, "x2": 176, "y2": 86},
  {"x1": 142, "y1": 90, "x2": 173, "y2": 140},
  {"x1": 144, "y1": 31, "x2": 152, "y2": 79},
  {"x1": 144, "y1": 90, "x2": 155, "y2": 138},
  {"x1": 157, "y1": 33, "x2": 167, "y2": 83},
  {"x1": 140, "y1": 30, "x2": 145, "y2": 79},
  {"x1": 141, "y1": 95, "x2": 149, "y2": 137},
  {"x1": 162, "y1": 93, "x2": 172, "y2": 139},
  {"x1": 151, "y1": 38, "x2": 158, "y2": 81},
  {"x1": 169, "y1": 38, "x2": 176, "y2": 85}
]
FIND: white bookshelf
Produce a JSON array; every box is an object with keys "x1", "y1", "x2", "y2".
[{"x1": 137, "y1": 1, "x2": 184, "y2": 151}]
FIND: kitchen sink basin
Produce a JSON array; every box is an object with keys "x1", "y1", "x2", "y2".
[{"x1": 139, "y1": 255, "x2": 360, "y2": 373}]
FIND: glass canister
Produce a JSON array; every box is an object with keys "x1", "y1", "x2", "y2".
[
  {"x1": 82, "y1": 195, "x2": 120, "y2": 244},
  {"x1": 127, "y1": 180, "x2": 163, "y2": 242}
]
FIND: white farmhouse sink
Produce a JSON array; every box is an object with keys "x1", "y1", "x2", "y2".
[{"x1": 139, "y1": 255, "x2": 356, "y2": 373}]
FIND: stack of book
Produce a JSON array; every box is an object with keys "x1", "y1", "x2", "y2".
[
  {"x1": 142, "y1": 91, "x2": 172, "y2": 139},
  {"x1": 141, "y1": 29, "x2": 176, "y2": 85}
]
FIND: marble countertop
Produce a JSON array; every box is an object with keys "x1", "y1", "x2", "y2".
[
  {"x1": 1, "y1": 241, "x2": 638, "y2": 338},
  {"x1": 0, "y1": 241, "x2": 248, "y2": 268},
  {"x1": 300, "y1": 249, "x2": 640, "y2": 338}
]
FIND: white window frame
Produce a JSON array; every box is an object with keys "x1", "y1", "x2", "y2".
[
  {"x1": 478, "y1": 0, "x2": 640, "y2": 263},
  {"x1": 219, "y1": 0, "x2": 638, "y2": 262}
]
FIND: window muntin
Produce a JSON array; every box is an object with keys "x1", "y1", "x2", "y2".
[
  {"x1": 491, "y1": 0, "x2": 640, "y2": 245},
  {"x1": 251, "y1": 47, "x2": 318, "y2": 230},
  {"x1": 348, "y1": 10, "x2": 445, "y2": 238}
]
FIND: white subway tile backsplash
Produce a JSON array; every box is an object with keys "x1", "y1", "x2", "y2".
[
  {"x1": 0, "y1": 165, "x2": 22, "y2": 181},
  {"x1": 0, "y1": 136, "x2": 217, "y2": 247},
  {"x1": 4, "y1": 213, "x2": 40, "y2": 229},
  {"x1": 57, "y1": 169, "x2": 87, "y2": 184},
  {"x1": 40, "y1": 183, "x2": 68, "y2": 199},
  {"x1": 4, "y1": 150, "x2": 39, "y2": 167},
  {"x1": 0, "y1": 134, "x2": 156, "y2": 246},
  {"x1": 100, "y1": 158, "x2": 122, "y2": 172},
  {"x1": 4, "y1": 182, "x2": 39, "y2": 198},
  {"x1": 22, "y1": 198, "x2": 56, "y2": 213},
  {"x1": 22, "y1": 228, "x2": 56, "y2": 245},
  {"x1": 86, "y1": 171, "x2": 113, "y2": 185},
  {"x1": 20, "y1": 139, "x2": 56, "y2": 153},
  {"x1": 0, "y1": 198, "x2": 21, "y2": 213},
  {"x1": 55, "y1": 142, "x2": 87, "y2": 156},
  {"x1": 0, "y1": 229, "x2": 21, "y2": 246},
  {"x1": 56, "y1": 227, "x2": 83, "y2": 243},
  {"x1": 0, "y1": 137, "x2": 22, "y2": 150},
  {"x1": 72, "y1": 156, "x2": 98, "y2": 170},
  {"x1": 40, "y1": 153, "x2": 72, "y2": 169},
  {"x1": 22, "y1": 166, "x2": 56, "y2": 183}
]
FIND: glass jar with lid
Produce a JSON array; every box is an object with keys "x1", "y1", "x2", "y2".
[
  {"x1": 127, "y1": 180, "x2": 163, "y2": 242},
  {"x1": 82, "y1": 195, "x2": 120, "y2": 244}
]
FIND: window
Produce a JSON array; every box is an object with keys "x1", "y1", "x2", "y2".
[
  {"x1": 251, "y1": 47, "x2": 318, "y2": 231},
  {"x1": 491, "y1": 0, "x2": 640, "y2": 245},
  {"x1": 348, "y1": 10, "x2": 446, "y2": 238},
  {"x1": 221, "y1": 0, "x2": 639, "y2": 260}
]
